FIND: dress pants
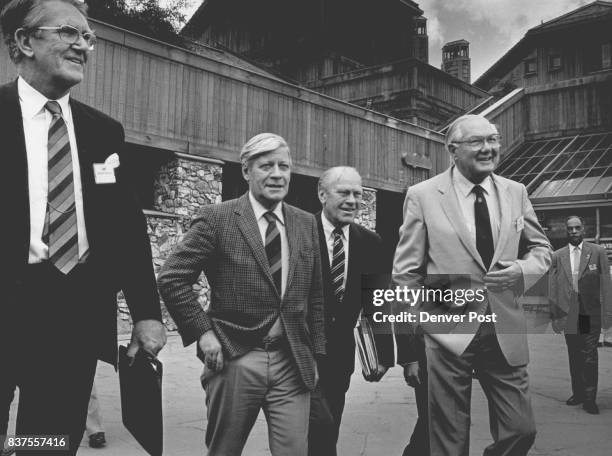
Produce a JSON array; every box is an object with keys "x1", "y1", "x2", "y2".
[
  {"x1": 85, "y1": 381, "x2": 105, "y2": 436},
  {"x1": 565, "y1": 314, "x2": 600, "y2": 402},
  {"x1": 307, "y1": 369, "x2": 351, "y2": 456},
  {"x1": 425, "y1": 323, "x2": 536, "y2": 456},
  {"x1": 1, "y1": 263, "x2": 98, "y2": 456},
  {"x1": 203, "y1": 344, "x2": 310, "y2": 456},
  {"x1": 402, "y1": 340, "x2": 429, "y2": 456}
]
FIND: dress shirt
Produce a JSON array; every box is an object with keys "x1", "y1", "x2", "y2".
[
  {"x1": 321, "y1": 212, "x2": 350, "y2": 292},
  {"x1": 569, "y1": 242, "x2": 583, "y2": 275},
  {"x1": 452, "y1": 166, "x2": 501, "y2": 248},
  {"x1": 18, "y1": 77, "x2": 89, "y2": 264},
  {"x1": 249, "y1": 192, "x2": 289, "y2": 298}
]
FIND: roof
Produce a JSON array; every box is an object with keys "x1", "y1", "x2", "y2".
[
  {"x1": 443, "y1": 39, "x2": 469, "y2": 49},
  {"x1": 496, "y1": 131, "x2": 612, "y2": 203},
  {"x1": 474, "y1": 1, "x2": 612, "y2": 89}
]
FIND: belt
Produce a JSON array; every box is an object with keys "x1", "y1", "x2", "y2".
[{"x1": 255, "y1": 337, "x2": 287, "y2": 351}]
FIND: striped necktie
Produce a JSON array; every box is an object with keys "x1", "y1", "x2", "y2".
[
  {"x1": 331, "y1": 227, "x2": 345, "y2": 303},
  {"x1": 45, "y1": 101, "x2": 79, "y2": 274},
  {"x1": 264, "y1": 211, "x2": 282, "y2": 294}
]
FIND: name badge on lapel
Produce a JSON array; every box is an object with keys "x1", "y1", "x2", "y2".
[
  {"x1": 93, "y1": 153, "x2": 120, "y2": 184},
  {"x1": 589, "y1": 264, "x2": 597, "y2": 271},
  {"x1": 515, "y1": 216, "x2": 524, "y2": 232}
]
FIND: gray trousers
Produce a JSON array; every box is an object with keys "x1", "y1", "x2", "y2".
[
  {"x1": 425, "y1": 326, "x2": 536, "y2": 456},
  {"x1": 203, "y1": 346, "x2": 310, "y2": 456},
  {"x1": 85, "y1": 381, "x2": 105, "y2": 436}
]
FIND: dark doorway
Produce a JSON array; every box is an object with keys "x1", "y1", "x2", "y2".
[
  {"x1": 375, "y1": 189, "x2": 406, "y2": 272},
  {"x1": 122, "y1": 143, "x2": 174, "y2": 210}
]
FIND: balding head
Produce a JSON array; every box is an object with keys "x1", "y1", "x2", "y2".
[{"x1": 318, "y1": 167, "x2": 363, "y2": 227}]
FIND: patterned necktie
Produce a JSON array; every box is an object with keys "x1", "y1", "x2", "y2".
[
  {"x1": 45, "y1": 101, "x2": 79, "y2": 274},
  {"x1": 264, "y1": 211, "x2": 282, "y2": 294},
  {"x1": 473, "y1": 185, "x2": 494, "y2": 270},
  {"x1": 572, "y1": 247, "x2": 580, "y2": 291},
  {"x1": 331, "y1": 227, "x2": 345, "y2": 303}
]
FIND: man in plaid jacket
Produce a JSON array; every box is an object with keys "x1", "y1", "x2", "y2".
[{"x1": 158, "y1": 133, "x2": 326, "y2": 456}]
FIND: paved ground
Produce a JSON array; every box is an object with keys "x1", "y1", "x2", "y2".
[{"x1": 6, "y1": 329, "x2": 612, "y2": 455}]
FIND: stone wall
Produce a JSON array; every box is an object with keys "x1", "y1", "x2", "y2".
[
  {"x1": 354, "y1": 187, "x2": 377, "y2": 230},
  {"x1": 117, "y1": 154, "x2": 223, "y2": 334}
]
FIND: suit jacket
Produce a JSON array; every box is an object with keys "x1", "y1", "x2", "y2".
[
  {"x1": 0, "y1": 80, "x2": 161, "y2": 365},
  {"x1": 316, "y1": 213, "x2": 394, "y2": 379},
  {"x1": 549, "y1": 241, "x2": 612, "y2": 332},
  {"x1": 392, "y1": 167, "x2": 551, "y2": 366},
  {"x1": 158, "y1": 193, "x2": 326, "y2": 391}
]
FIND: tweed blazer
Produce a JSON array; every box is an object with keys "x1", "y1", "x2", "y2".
[
  {"x1": 158, "y1": 193, "x2": 326, "y2": 390},
  {"x1": 392, "y1": 167, "x2": 551, "y2": 366},
  {"x1": 549, "y1": 241, "x2": 612, "y2": 332}
]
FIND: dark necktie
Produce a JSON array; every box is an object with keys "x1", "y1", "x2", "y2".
[
  {"x1": 331, "y1": 227, "x2": 346, "y2": 303},
  {"x1": 264, "y1": 211, "x2": 282, "y2": 294},
  {"x1": 45, "y1": 101, "x2": 79, "y2": 274},
  {"x1": 472, "y1": 185, "x2": 494, "y2": 270}
]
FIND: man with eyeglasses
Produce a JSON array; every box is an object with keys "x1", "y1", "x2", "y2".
[
  {"x1": 0, "y1": 1, "x2": 166, "y2": 455},
  {"x1": 392, "y1": 114, "x2": 551, "y2": 455}
]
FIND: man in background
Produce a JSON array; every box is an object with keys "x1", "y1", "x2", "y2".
[
  {"x1": 308, "y1": 166, "x2": 394, "y2": 456},
  {"x1": 549, "y1": 216, "x2": 612, "y2": 414}
]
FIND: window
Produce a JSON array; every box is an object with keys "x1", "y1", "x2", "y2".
[
  {"x1": 524, "y1": 58, "x2": 537, "y2": 76},
  {"x1": 602, "y1": 42, "x2": 611, "y2": 69},
  {"x1": 548, "y1": 54, "x2": 562, "y2": 71}
]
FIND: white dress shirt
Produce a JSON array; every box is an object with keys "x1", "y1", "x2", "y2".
[
  {"x1": 248, "y1": 192, "x2": 289, "y2": 298},
  {"x1": 19, "y1": 77, "x2": 89, "y2": 264},
  {"x1": 321, "y1": 212, "x2": 350, "y2": 292},
  {"x1": 569, "y1": 242, "x2": 583, "y2": 274},
  {"x1": 452, "y1": 167, "x2": 501, "y2": 248}
]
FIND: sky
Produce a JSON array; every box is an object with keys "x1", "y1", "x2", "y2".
[
  {"x1": 180, "y1": 0, "x2": 592, "y2": 82},
  {"x1": 416, "y1": 0, "x2": 590, "y2": 80}
]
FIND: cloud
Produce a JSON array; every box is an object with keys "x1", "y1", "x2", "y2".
[
  {"x1": 427, "y1": 16, "x2": 444, "y2": 47},
  {"x1": 420, "y1": 0, "x2": 587, "y2": 45}
]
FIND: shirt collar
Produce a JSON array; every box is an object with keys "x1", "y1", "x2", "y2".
[
  {"x1": 568, "y1": 242, "x2": 583, "y2": 251},
  {"x1": 452, "y1": 166, "x2": 494, "y2": 198},
  {"x1": 18, "y1": 76, "x2": 71, "y2": 121},
  {"x1": 321, "y1": 212, "x2": 349, "y2": 241},
  {"x1": 248, "y1": 191, "x2": 285, "y2": 226}
]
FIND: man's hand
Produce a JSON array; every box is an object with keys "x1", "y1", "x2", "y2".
[
  {"x1": 199, "y1": 330, "x2": 224, "y2": 371},
  {"x1": 552, "y1": 318, "x2": 566, "y2": 334},
  {"x1": 403, "y1": 362, "x2": 421, "y2": 388},
  {"x1": 364, "y1": 364, "x2": 388, "y2": 382},
  {"x1": 126, "y1": 319, "x2": 166, "y2": 360},
  {"x1": 484, "y1": 260, "x2": 523, "y2": 291}
]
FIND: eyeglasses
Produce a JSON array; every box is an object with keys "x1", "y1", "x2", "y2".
[
  {"x1": 31, "y1": 25, "x2": 96, "y2": 50},
  {"x1": 452, "y1": 134, "x2": 502, "y2": 149}
]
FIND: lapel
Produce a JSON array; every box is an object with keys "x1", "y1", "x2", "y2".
[
  {"x1": 346, "y1": 223, "x2": 360, "y2": 291},
  {"x1": 316, "y1": 213, "x2": 332, "y2": 278},
  {"x1": 560, "y1": 245, "x2": 572, "y2": 283},
  {"x1": 437, "y1": 168, "x2": 486, "y2": 271},
  {"x1": 490, "y1": 174, "x2": 511, "y2": 268},
  {"x1": 235, "y1": 193, "x2": 278, "y2": 294},
  {"x1": 283, "y1": 203, "x2": 300, "y2": 295},
  {"x1": 578, "y1": 243, "x2": 592, "y2": 277},
  {"x1": 2, "y1": 80, "x2": 30, "y2": 262}
]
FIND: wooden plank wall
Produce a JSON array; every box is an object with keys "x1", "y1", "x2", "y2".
[{"x1": 0, "y1": 20, "x2": 446, "y2": 192}]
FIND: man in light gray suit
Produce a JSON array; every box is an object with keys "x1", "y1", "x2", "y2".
[
  {"x1": 158, "y1": 133, "x2": 325, "y2": 456},
  {"x1": 393, "y1": 114, "x2": 551, "y2": 456}
]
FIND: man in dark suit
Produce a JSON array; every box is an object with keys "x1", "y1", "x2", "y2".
[
  {"x1": 549, "y1": 216, "x2": 612, "y2": 414},
  {"x1": 307, "y1": 166, "x2": 394, "y2": 456},
  {"x1": 158, "y1": 133, "x2": 326, "y2": 456},
  {"x1": 0, "y1": 1, "x2": 166, "y2": 455}
]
